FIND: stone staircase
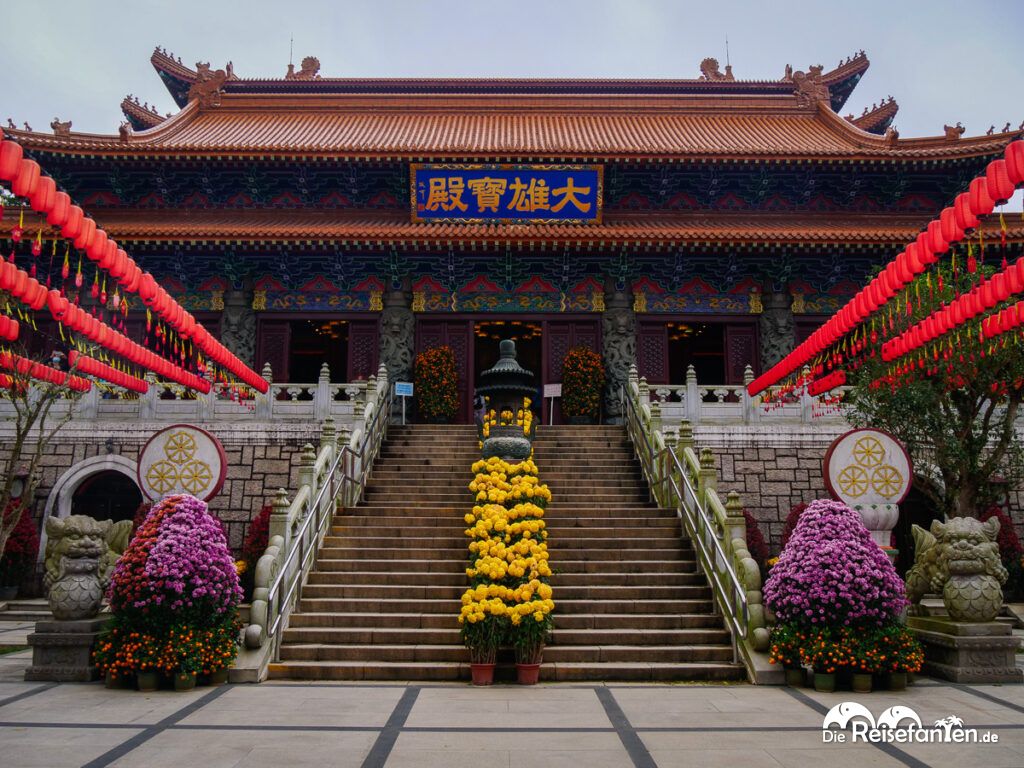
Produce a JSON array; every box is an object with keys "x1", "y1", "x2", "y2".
[{"x1": 268, "y1": 423, "x2": 743, "y2": 681}]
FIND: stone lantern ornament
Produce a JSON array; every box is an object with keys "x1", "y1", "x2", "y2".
[{"x1": 476, "y1": 339, "x2": 535, "y2": 461}]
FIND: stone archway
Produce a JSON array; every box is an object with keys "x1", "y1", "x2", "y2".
[{"x1": 39, "y1": 455, "x2": 141, "y2": 562}]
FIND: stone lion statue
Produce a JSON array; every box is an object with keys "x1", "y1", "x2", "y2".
[
  {"x1": 44, "y1": 516, "x2": 133, "y2": 591},
  {"x1": 905, "y1": 517, "x2": 1007, "y2": 622}
]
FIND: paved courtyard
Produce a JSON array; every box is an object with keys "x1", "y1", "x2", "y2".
[{"x1": 0, "y1": 621, "x2": 1022, "y2": 768}]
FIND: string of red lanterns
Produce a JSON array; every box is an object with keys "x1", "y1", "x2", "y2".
[
  {"x1": 68, "y1": 351, "x2": 148, "y2": 394},
  {"x1": 0, "y1": 314, "x2": 20, "y2": 342},
  {"x1": 747, "y1": 139, "x2": 1024, "y2": 397},
  {"x1": 881, "y1": 257, "x2": 1024, "y2": 362},
  {"x1": 0, "y1": 127, "x2": 269, "y2": 395},
  {"x1": 0, "y1": 350, "x2": 91, "y2": 392},
  {"x1": 806, "y1": 369, "x2": 847, "y2": 397}
]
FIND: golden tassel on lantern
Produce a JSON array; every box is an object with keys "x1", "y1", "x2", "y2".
[{"x1": 967, "y1": 241, "x2": 977, "y2": 274}]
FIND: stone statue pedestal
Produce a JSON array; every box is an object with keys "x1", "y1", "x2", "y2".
[
  {"x1": 25, "y1": 616, "x2": 112, "y2": 682},
  {"x1": 907, "y1": 616, "x2": 1023, "y2": 684}
]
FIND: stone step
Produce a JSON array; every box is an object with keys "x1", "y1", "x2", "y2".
[
  {"x1": 315, "y1": 546, "x2": 693, "y2": 561},
  {"x1": 299, "y1": 589, "x2": 712, "y2": 606},
  {"x1": 319, "y1": 536, "x2": 685, "y2": 550},
  {"x1": 304, "y1": 571, "x2": 705, "y2": 587},
  {"x1": 280, "y1": 625, "x2": 728, "y2": 646},
  {"x1": 342, "y1": 506, "x2": 666, "y2": 516},
  {"x1": 296, "y1": 597, "x2": 713, "y2": 615},
  {"x1": 333, "y1": 516, "x2": 679, "y2": 529},
  {"x1": 328, "y1": 525, "x2": 682, "y2": 539},
  {"x1": 277, "y1": 642, "x2": 733, "y2": 664},
  {"x1": 285, "y1": 612, "x2": 723, "y2": 631},
  {"x1": 266, "y1": 660, "x2": 743, "y2": 682}
]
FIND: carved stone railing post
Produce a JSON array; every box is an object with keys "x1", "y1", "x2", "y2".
[
  {"x1": 742, "y1": 364, "x2": 759, "y2": 424},
  {"x1": 269, "y1": 486, "x2": 291, "y2": 555},
  {"x1": 198, "y1": 381, "x2": 215, "y2": 422},
  {"x1": 686, "y1": 364, "x2": 700, "y2": 425},
  {"x1": 255, "y1": 363, "x2": 274, "y2": 420},
  {"x1": 320, "y1": 415, "x2": 337, "y2": 454},
  {"x1": 139, "y1": 372, "x2": 157, "y2": 419},
  {"x1": 800, "y1": 365, "x2": 812, "y2": 423},
  {"x1": 314, "y1": 362, "x2": 331, "y2": 422},
  {"x1": 723, "y1": 490, "x2": 747, "y2": 551},
  {"x1": 297, "y1": 443, "x2": 317, "y2": 516},
  {"x1": 80, "y1": 383, "x2": 98, "y2": 420},
  {"x1": 627, "y1": 362, "x2": 639, "y2": 393},
  {"x1": 698, "y1": 447, "x2": 717, "y2": 508}
]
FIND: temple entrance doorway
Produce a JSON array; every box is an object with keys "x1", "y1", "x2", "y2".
[
  {"x1": 893, "y1": 481, "x2": 943, "y2": 577},
  {"x1": 70, "y1": 470, "x2": 142, "y2": 523},
  {"x1": 255, "y1": 315, "x2": 379, "y2": 384},
  {"x1": 473, "y1": 320, "x2": 543, "y2": 423}
]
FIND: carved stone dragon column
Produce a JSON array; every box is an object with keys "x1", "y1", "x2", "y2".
[
  {"x1": 602, "y1": 284, "x2": 636, "y2": 423},
  {"x1": 759, "y1": 291, "x2": 795, "y2": 371},
  {"x1": 379, "y1": 288, "x2": 414, "y2": 416},
  {"x1": 220, "y1": 287, "x2": 257, "y2": 368}
]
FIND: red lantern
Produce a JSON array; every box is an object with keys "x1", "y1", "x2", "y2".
[
  {"x1": 47, "y1": 191, "x2": 70, "y2": 227},
  {"x1": 86, "y1": 229, "x2": 108, "y2": 262},
  {"x1": 73, "y1": 217, "x2": 97, "y2": 251},
  {"x1": 955, "y1": 193, "x2": 979, "y2": 231},
  {"x1": 927, "y1": 220, "x2": 949, "y2": 255},
  {"x1": 0, "y1": 140, "x2": 23, "y2": 181},
  {"x1": 11, "y1": 159, "x2": 41, "y2": 197},
  {"x1": 985, "y1": 160, "x2": 1015, "y2": 204},
  {"x1": 915, "y1": 233, "x2": 937, "y2": 265},
  {"x1": 100, "y1": 240, "x2": 117, "y2": 270},
  {"x1": 940, "y1": 207, "x2": 963, "y2": 244},
  {"x1": 29, "y1": 175, "x2": 56, "y2": 213},
  {"x1": 968, "y1": 177, "x2": 995, "y2": 217},
  {"x1": 61, "y1": 205, "x2": 85, "y2": 240},
  {"x1": 1003, "y1": 140, "x2": 1024, "y2": 185}
]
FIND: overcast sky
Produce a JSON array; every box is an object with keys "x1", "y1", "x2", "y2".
[{"x1": 2, "y1": 0, "x2": 1021, "y2": 208}]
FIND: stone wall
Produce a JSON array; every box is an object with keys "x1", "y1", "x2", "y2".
[
  {"x1": 1, "y1": 421, "x2": 326, "y2": 556},
  {"x1": 693, "y1": 423, "x2": 1024, "y2": 552}
]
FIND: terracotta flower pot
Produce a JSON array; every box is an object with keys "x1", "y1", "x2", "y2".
[
  {"x1": 516, "y1": 662, "x2": 542, "y2": 685},
  {"x1": 470, "y1": 662, "x2": 496, "y2": 686}
]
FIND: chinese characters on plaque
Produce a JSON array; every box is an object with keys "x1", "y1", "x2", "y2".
[{"x1": 412, "y1": 165, "x2": 602, "y2": 223}]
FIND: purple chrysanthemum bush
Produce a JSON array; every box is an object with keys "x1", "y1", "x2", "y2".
[
  {"x1": 95, "y1": 494, "x2": 242, "y2": 681},
  {"x1": 764, "y1": 499, "x2": 907, "y2": 625},
  {"x1": 764, "y1": 499, "x2": 922, "y2": 676}
]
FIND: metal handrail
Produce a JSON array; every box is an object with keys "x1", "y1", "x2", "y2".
[
  {"x1": 620, "y1": 386, "x2": 749, "y2": 663},
  {"x1": 264, "y1": 383, "x2": 394, "y2": 660}
]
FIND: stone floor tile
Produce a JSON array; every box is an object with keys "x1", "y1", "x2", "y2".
[
  {"x1": 0, "y1": 725, "x2": 143, "y2": 768},
  {"x1": 645, "y1": 747, "x2": 785, "y2": 768},
  {"x1": 0, "y1": 684, "x2": 211, "y2": 725},
  {"x1": 178, "y1": 684, "x2": 405, "y2": 727},
  {"x1": 763, "y1": 746, "x2": 906, "y2": 767},
  {"x1": 108, "y1": 728, "x2": 378, "y2": 768},
  {"x1": 406, "y1": 686, "x2": 606, "y2": 728}
]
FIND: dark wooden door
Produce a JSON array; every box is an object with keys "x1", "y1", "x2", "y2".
[
  {"x1": 543, "y1": 318, "x2": 601, "y2": 424},
  {"x1": 255, "y1": 320, "x2": 290, "y2": 382},
  {"x1": 636, "y1": 320, "x2": 669, "y2": 384},
  {"x1": 347, "y1": 319, "x2": 380, "y2": 382},
  {"x1": 724, "y1": 324, "x2": 758, "y2": 384},
  {"x1": 415, "y1": 318, "x2": 473, "y2": 423}
]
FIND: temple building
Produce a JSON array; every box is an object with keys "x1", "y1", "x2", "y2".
[{"x1": 7, "y1": 48, "x2": 1023, "y2": 424}]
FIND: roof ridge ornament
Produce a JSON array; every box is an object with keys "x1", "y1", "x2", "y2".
[
  {"x1": 944, "y1": 122, "x2": 965, "y2": 141},
  {"x1": 50, "y1": 118, "x2": 72, "y2": 137},
  {"x1": 188, "y1": 62, "x2": 228, "y2": 108},
  {"x1": 697, "y1": 57, "x2": 734, "y2": 82},
  {"x1": 285, "y1": 56, "x2": 321, "y2": 80},
  {"x1": 792, "y1": 65, "x2": 829, "y2": 106}
]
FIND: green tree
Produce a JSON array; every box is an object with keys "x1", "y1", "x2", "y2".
[{"x1": 845, "y1": 256, "x2": 1024, "y2": 518}]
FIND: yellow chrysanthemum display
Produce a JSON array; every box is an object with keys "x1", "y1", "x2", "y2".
[{"x1": 459, "y1": 451, "x2": 554, "y2": 664}]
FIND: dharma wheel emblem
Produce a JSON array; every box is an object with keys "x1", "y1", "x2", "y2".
[
  {"x1": 138, "y1": 424, "x2": 227, "y2": 502},
  {"x1": 824, "y1": 428, "x2": 912, "y2": 507}
]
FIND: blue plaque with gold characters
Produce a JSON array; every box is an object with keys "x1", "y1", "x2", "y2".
[{"x1": 411, "y1": 164, "x2": 602, "y2": 224}]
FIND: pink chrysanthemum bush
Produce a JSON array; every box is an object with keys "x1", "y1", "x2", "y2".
[
  {"x1": 95, "y1": 494, "x2": 242, "y2": 680},
  {"x1": 764, "y1": 499, "x2": 921, "y2": 676}
]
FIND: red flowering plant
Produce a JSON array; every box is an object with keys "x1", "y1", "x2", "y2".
[
  {"x1": 980, "y1": 504, "x2": 1024, "y2": 599},
  {"x1": 0, "y1": 501, "x2": 39, "y2": 588},
  {"x1": 94, "y1": 494, "x2": 242, "y2": 680},
  {"x1": 560, "y1": 347, "x2": 604, "y2": 422},
  {"x1": 415, "y1": 345, "x2": 459, "y2": 422},
  {"x1": 238, "y1": 503, "x2": 272, "y2": 599}
]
